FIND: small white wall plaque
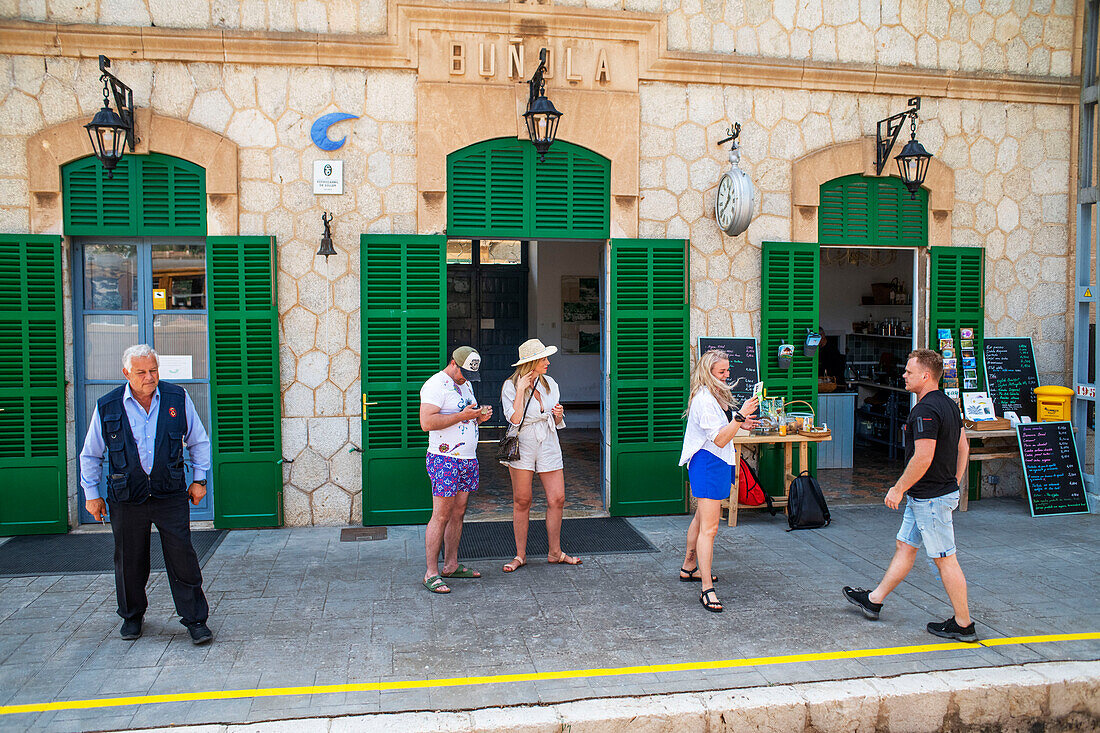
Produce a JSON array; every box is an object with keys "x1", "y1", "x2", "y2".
[{"x1": 313, "y1": 160, "x2": 344, "y2": 194}]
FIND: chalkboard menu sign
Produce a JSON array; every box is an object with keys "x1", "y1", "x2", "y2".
[
  {"x1": 698, "y1": 338, "x2": 759, "y2": 406},
  {"x1": 984, "y1": 338, "x2": 1040, "y2": 420},
  {"x1": 1017, "y1": 421, "x2": 1090, "y2": 517}
]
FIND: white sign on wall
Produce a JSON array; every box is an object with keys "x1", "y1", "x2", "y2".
[
  {"x1": 159, "y1": 355, "x2": 193, "y2": 380},
  {"x1": 313, "y1": 160, "x2": 344, "y2": 194}
]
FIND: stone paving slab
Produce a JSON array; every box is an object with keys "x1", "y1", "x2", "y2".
[{"x1": 0, "y1": 498, "x2": 1097, "y2": 732}]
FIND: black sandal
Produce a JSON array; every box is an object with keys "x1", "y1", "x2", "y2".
[
  {"x1": 679, "y1": 566, "x2": 718, "y2": 583},
  {"x1": 700, "y1": 588, "x2": 723, "y2": 613}
]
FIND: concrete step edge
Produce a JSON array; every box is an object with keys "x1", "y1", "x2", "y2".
[{"x1": 126, "y1": 659, "x2": 1100, "y2": 733}]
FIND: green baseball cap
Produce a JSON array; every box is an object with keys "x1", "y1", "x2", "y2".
[{"x1": 452, "y1": 346, "x2": 481, "y2": 382}]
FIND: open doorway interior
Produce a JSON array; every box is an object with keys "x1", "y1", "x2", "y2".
[
  {"x1": 446, "y1": 239, "x2": 607, "y2": 521},
  {"x1": 816, "y1": 247, "x2": 917, "y2": 504}
]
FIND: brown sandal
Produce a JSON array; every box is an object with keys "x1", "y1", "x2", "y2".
[
  {"x1": 548, "y1": 552, "x2": 582, "y2": 565},
  {"x1": 502, "y1": 556, "x2": 526, "y2": 573}
]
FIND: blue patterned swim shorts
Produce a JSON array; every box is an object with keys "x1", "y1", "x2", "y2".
[{"x1": 425, "y1": 454, "x2": 480, "y2": 497}]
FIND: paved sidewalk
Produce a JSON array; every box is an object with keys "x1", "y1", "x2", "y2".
[{"x1": 0, "y1": 498, "x2": 1097, "y2": 732}]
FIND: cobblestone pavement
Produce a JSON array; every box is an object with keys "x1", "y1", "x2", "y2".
[{"x1": 0, "y1": 498, "x2": 1097, "y2": 732}]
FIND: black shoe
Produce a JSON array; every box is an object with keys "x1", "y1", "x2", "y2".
[
  {"x1": 120, "y1": 618, "x2": 142, "y2": 640},
  {"x1": 186, "y1": 622, "x2": 213, "y2": 645},
  {"x1": 843, "y1": 586, "x2": 882, "y2": 620},
  {"x1": 927, "y1": 616, "x2": 978, "y2": 642}
]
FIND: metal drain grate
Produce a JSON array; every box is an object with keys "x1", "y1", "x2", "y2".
[
  {"x1": 455, "y1": 517, "x2": 657, "y2": 561},
  {"x1": 0, "y1": 530, "x2": 227, "y2": 578},
  {"x1": 340, "y1": 527, "x2": 388, "y2": 542}
]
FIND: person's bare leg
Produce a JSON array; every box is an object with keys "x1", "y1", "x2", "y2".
[
  {"x1": 541, "y1": 470, "x2": 577, "y2": 562},
  {"x1": 682, "y1": 508, "x2": 701, "y2": 571},
  {"x1": 933, "y1": 554, "x2": 971, "y2": 626},
  {"x1": 869, "y1": 540, "x2": 919, "y2": 604},
  {"x1": 507, "y1": 467, "x2": 534, "y2": 567},
  {"x1": 695, "y1": 498, "x2": 723, "y2": 597},
  {"x1": 441, "y1": 491, "x2": 470, "y2": 575},
  {"x1": 424, "y1": 496, "x2": 454, "y2": 585}
]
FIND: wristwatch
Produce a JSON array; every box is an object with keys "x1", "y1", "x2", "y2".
[
  {"x1": 193, "y1": 479, "x2": 207, "y2": 486},
  {"x1": 733, "y1": 412, "x2": 746, "y2": 423}
]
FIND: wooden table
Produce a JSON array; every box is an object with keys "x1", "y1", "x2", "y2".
[
  {"x1": 724, "y1": 432, "x2": 833, "y2": 526},
  {"x1": 960, "y1": 428, "x2": 1019, "y2": 512}
]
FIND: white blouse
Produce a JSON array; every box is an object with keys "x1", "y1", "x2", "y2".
[
  {"x1": 678, "y1": 388, "x2": 736, "y2": 467},
  {"x1": 501, "y1": 375, "x2": 566, "y2": 441}
]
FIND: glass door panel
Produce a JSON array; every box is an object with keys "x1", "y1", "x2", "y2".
[{"x1": 75, "y1": 238, "x2": 214, "y2": 523}]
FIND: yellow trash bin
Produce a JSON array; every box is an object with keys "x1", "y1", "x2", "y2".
[{"x1": 1034, "y1": 385, "x2": 1074, "y2": 421}]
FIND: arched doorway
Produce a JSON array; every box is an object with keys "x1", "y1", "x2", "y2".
[{"x1": 360, "y1": 138, "x2": 688, "y2": 525}]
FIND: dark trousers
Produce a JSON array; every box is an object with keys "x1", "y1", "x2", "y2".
[{"x1": 108, "y1": 493, "x2": 209, "y2": 625}]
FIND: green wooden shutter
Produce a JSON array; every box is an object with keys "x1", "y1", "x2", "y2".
[
  {"x1": 759, "y1": 241, "x2": 820, "y2": 493},
  {"x1": 63, "y1": 153, "x2": 206, "y2": 236},
  {"x1": 929, "y1": 246, "x2": 986, "y2": 388},
  {"x1": 819, "y1": 174, "x2": 927, "y2": 247},
  {"x1": 207, "y1": 236, "x2": 282, "y2": 528},
  {"x1": 609, "y1": 239, "x2": 688, "y2": 516},
  {"x1": 0, "y1": 235, "x2": 67, "y2": 535},
  {"x1": 447, "y1": 138, "x2": 609, "y2": 240},
  {"x1": 361, "y1": 234, "x2": 446, "y2": 525}
]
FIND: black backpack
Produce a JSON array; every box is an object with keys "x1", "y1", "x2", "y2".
[{"x1": 786, "y1": 470, "x2": 830, "y2": 531}]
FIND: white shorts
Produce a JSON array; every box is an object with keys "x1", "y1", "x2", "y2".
[{"x1": 500, "y1": 425, "x2": 564, "y2": 473}]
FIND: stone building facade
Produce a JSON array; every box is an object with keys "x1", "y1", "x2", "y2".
[{"x1": 0, "y1": 0, "x2": 1085, "y2": 528}]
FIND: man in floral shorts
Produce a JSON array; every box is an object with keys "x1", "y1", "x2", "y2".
[{"x1": 419, "y1": 346, "x2": 493, "y2": 593}]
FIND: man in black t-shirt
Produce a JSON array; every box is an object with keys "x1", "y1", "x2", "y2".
[{"x1": 842, "y1": 349, "x2": 977, "y2": 642}]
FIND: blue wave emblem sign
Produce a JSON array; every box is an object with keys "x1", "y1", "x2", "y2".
[{"x1": 311, "y1": 112, "x2": 359, "y2": 151}]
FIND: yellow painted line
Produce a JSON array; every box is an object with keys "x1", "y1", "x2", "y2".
[{"x1": 2, "y1": 632, "x2": 1097, "y2": 716}]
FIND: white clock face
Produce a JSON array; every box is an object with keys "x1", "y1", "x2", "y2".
[{"x1": 716, "y1": 174, "x2": 736, "y2": 232}]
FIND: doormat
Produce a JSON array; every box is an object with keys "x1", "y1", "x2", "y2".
[
  {"x1": 0, "y1": 530, "x2": 227, "y2": 578},
  {"x1": 455, "y1": 517, "x2": 657, "y2": 561}
]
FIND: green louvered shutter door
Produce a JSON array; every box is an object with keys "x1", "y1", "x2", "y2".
[
  {"x1": 819, "y1": 174, "x2": 927, "y2": 247},
  {"x1": 0, "y1": 235, "x2": 66, "y2": 535},
  {"x1": 447, "y1": 138, "x2": 610, "y2": 240},
  {"x1": 609, "y1": 239, "x2": 688, "y2": 516},
  {"x1": 759, "y1": 241, "x2": 820, "y2": 493},
  {"x1": 208, "y1": 236, "x2": 282, "y2": 528},
  {"x1": 62, "y1": 154, "x2": 205, "y2": 236},
  {"x1": 930, "y1": 247, "x2": 986, "y2": 388},
  {"x1": 64, "y1": 156, "x2": 136, "y2": 235},
  {"x1": 361, "y1": 234, "x2": 446, "y2": 525}
]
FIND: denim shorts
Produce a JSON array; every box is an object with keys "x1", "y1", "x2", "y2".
[{"x1": 897, "y1": 491, "x2": 960, "y2": 558}]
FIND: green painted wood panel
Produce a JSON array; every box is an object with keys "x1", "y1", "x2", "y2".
[
  {"x1": 447, "y1": 138, "x2": 609, "y2": 240},
  {"x1": 819, "y1": 174, "x2": 927, "y2": 248},
  {"x1": 361, "y1": 234, "x2": 446, "y2": 526},
  {"x1": 609, "y1": 239, "x2": 688, "y2": 516},
  {"x1": 759, "y1": 241, "x2": 820, "y2": 495},
  {"x1": 0, "y1": 235, "x2": 67, "y2": 535},
  {"x1": 207, "y1": 236, "x2": 282, "y2": 528},
  {"x1": 63, "y1": 154, "x2": 206, "y2": 236},
  {"x1": 929, "y1": 246, "x2": 986, "y2": 389}
]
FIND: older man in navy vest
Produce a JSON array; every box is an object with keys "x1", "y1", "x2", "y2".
[{"x1": 80, "y1": 344, "x2": 214, "y2": 644}]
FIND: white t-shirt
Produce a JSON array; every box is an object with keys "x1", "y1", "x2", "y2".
[
  {"x1": 678, "y1": 388, "x2": 736, "y2": 466},
  {"x1": 419, "y1": 371, "x2": 479, "y2": 460}
]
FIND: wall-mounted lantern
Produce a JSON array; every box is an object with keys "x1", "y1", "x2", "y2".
[
  {"x1": 523, "y1": 48, "x2": 562, "y2": 163},
  {"x1": 317, "y1": 212, "x2": 336, "y2": 259},
  {"x1": 84, "y1": 55, "x2": 135, "y2": 179},
  {"x1": 875, "y1": 97, "x2": 932, "y2": 199}
]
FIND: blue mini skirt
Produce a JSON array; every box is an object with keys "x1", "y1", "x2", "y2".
[{"x1": 687, "y1": 449, "x2": 733, "y2": 501}]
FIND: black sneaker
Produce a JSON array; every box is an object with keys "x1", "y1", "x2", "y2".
[
  {"x1": 186, "y1": 622, "x2": 213, "y2": 645},
  {"x1": 927, "y1": 617, "x2": 978, "y2": 642},
  {"x1": 120, "y1": 617, "x2": 142, "y2": 640},
  {"x1": 843, "y1": 586, "x2": 882, "y2": 620}
]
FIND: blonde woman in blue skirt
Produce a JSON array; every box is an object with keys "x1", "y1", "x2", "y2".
[{"x1": 679, "y1": 349, "x2": 758, "y2": 612}]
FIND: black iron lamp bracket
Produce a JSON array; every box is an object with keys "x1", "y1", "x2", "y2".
[
  {"x1": 716, "y1": 122, "x2": 741, "y2": 148},
  {"x1": 98, "y1": 55, "x2": 137, "y2": 151},
  {"x1": 527, "y1": 48, "x2": 549, "y2": 110},
  {"x1": 875, "y1": 96, "x2": 920, "y2": 175}
]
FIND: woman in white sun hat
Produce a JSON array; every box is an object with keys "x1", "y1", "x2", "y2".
[{"x1": 499, "y1": 338, "x2": 582, "y2": 572}]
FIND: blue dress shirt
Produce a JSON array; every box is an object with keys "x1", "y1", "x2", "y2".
[{"x1": 79, "y1": 384, "x2": 212, "y2": 501}]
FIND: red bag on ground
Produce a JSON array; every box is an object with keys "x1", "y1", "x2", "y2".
[{"x1": 737, "y1": 457, "x2": 766, "y2": 506}]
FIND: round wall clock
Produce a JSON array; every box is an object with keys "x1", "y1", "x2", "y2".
[{"x1": 714, "y1": 124, "x2": 756, "y2": 237}]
